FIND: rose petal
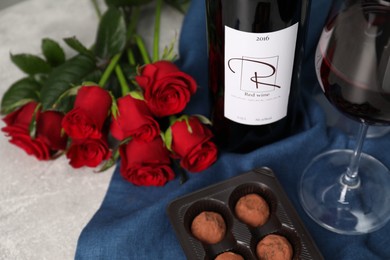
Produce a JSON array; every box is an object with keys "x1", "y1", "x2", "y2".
[
  {"x1": 110, "y1": 95, "x2": 160, "y2": 142},
  {"x1": 180, "y1": 141, "x2": 218, "y2": 172},
  {"x1": 171, "y1": 117, "x2": 213, "y2": 158},
  {"x1": 66, "y1": 138, "x2": 111, "y2": 168}
]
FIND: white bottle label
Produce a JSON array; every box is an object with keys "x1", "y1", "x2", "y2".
[{"x1": 224, "y1": 24, "x2": 298, "y2": 125}]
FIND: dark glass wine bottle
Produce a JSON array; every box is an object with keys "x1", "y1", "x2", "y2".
[{"x1": 205, "y1": 0, "x2": 311, "y2": 153}]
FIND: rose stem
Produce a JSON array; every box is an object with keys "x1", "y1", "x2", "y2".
[
  {"x1": 126, "y1": 6, "x2": 139, "y2": 67},
  {"x1": 91, "y1": 0, "x2": 102, "y2": 19},
  {"x1": 115, "y1": 64, "x2": 131, "y2": 96},
  {"x1": 98, "y1": 53, "x2": 122, "y2": 87},
  {"x1": 153, "y1": 0, "x2": 163, "y2": 62},
  {"x1": 127, "y1": 49, "x2": 136, "y2": 66},
  {"x1": 126, "y1": 6, "x2": 140, "y2": 42},
  {"x1": 134, "y1": 35, "x2": 151, "y2": 64},
  {"x1": 172, "y1": 159, "x2": 188, "y2": 184}
]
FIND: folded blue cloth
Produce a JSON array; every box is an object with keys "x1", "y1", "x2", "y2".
[{"x1": 75, "y1": 0, "x2": 390, "y2": 259}]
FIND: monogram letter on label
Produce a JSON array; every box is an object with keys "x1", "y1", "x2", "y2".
[{"x1": 227, "y1": 56, "x2": 280, "y2": 92}]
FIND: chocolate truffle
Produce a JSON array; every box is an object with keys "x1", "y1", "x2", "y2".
[
  {"x1": 256, "y1": 234, "x2": 293, "y2": 260},
  {"x1": 234, "y1": 193, "x2": 270, "y2": 227},
  {"x1": 191, "y1": 211, "x2": 226, "y2": 244},
  {"x1": 215, "y1": 251, "x2": 244, "y2": 260}
]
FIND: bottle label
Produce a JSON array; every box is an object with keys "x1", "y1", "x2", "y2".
[{"x1": 224, "y1": 24, "x2": 298, "y2": 125}]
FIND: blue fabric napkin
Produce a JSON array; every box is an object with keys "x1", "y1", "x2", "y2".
[{"x1": 75, "y1": 0, "x2": 390, "y2": 259}]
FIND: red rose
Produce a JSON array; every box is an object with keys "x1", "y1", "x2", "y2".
[
  {"x1": 66, "y1": 137, "x2": 111, "y2": 168},
  {"x1": 110, "y1": 94, "x2": 160, "y2": 142},
  {"x1": 180, "y1": 141, "x2": 218, "y2": 172},
  {"x1": 119, "y1": 137, "x2": 175, "y2": 186},
  {"x1": 37, "y1": 111, "x2": 68, "y2": 151},
  {"x1": 2, "y1": 102, "x2": 68, "y2": 160},
  {"x1": 169, "y1": 116, "x2": 217, "y2": 172},
  {"x1": 62, "y1": 86, "x2": 112, "y2": 139},
  {"x1": 135, "y1": 61, "x2": 197, "y2": 117}
]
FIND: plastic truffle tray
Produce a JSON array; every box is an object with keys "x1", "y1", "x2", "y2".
[{"x1": 166, "y1": 168, "x2": 324, "y2": 260}]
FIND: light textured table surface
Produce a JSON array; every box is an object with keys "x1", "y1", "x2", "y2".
[{"x1": 0, "y1": 1, "x2": 183, "y2": 259}]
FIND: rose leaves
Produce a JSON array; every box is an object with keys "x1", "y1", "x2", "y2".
[
  {"x1": 94, "y1": 7, "x2": 126, "y2": 60},
  {"x1": 1, "y1": 5, "x2": 126, "y2": 115},
  {"x1": 0, "y1": 2, "x2": 217, "y2": 187},
  {"x1": 1, "y1": 5, "x2": 127, "y2": 165}
]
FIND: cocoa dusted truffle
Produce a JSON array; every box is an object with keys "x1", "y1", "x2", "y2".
[
  {"x1": 215, "y1": 251, "x2": 244, "y2": 260},
  {"x1": 234, "y1": 193, "x2": 270, "y2": 227},
  {"x1": 191, "y1": 211, "x2": 226, "y2": 244},
  {"x1": 256, "y1": 234, "x2": 293, "y2": 260}
]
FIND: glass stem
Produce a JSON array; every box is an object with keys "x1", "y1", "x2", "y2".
[{"x1": 342, "y1": 123, "x2": 369, "y2": 187}]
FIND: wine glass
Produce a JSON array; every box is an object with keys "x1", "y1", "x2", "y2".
[{"x1": 299, "y1": 0, "x2": 390, "y2": 235}]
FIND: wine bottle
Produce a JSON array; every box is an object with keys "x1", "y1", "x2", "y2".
[{"x1": 205, "y1": 0, "x2": 311, "y2": 153}]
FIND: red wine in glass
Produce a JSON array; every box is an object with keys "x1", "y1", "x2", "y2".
[
  {"x1": 317, "y1": 2, "x2": 390, "y2": 125},
  {"x1": 300, "y1": 0, "x2": 390, "y2": 235}
]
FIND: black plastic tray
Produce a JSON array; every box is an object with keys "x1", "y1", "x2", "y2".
[{"x1": 167, "y1": 167, "x2": 324, "y2": 260}]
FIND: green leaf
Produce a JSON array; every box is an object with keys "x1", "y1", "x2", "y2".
[
  {"x1": 104, "y1": 0, "x2": 153, "y2": 7},
  {"x1": 109, "y1": 91, "x2": 119, "y2": 119},
  {"x1": 160, "y1": 35, "x2": 178, "y2": 61},
  {"x1": 40, "y1": 55, "x2": 97, "y2": 111},
  {"x1": 95, "y1": 7, "x2": 127, "y2": 60},
  {"x1": 97, "y1": 148, "x2": 120, "y2": 172},
  {"x1": 175, "y1": 114, "x2": 192, "y2": 133},
  {"x1": 194, "y1": 114, "x2": 213, "y2": 125},
  {"x1": 1, "y1": 77, "x2": 42, "y2": 114},
  {"x1": 10, "y1": 53, "x2": 51, "y2": 75},
  {"x1": 41, "y1": 38, "x2": 66, "y2": 67},
  {"x1": 82, "y1": 70, "x2": 103, "y2": 85},
  {"x1": 63, "y1": 36, "x2": 96, "y2": 59},
  {"x1": 129, "y1": 90, "x2": 144, "y2": 100},
  {"x1": 51, "y1": 85, "x2": 82, "y2": 109},
  {"x1": 163, "y1": 127, "x2": 173, "y2": 151}
]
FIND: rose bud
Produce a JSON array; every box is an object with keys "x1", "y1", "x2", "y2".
[
  {"x1": 2, "y1": 102, "x2": 68, "y2": 160},
  {"x1": 135, "y1": 61, "x2": 197, "y2": 117},
  {"x1": 167, "y1": 115, "x2": 218, "y2": 172},
  {"x1": 110, "y1": 94, "x2": 160, "y2": 142},
  {"x1": 62, "y1": 85, "x2": 112, "y2": 139},
  {"x1": 119, "y1": 137, "x2": 175, "y2": 186},
  {"x1": 66, "y1": 137, "x2": 111, "y2": 168}
]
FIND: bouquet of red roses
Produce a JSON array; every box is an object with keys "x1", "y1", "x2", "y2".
[{"x1": 0, "y1": 0, "x2": 218, "y2": 186}]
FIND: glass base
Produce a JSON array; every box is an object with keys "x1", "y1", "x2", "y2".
[{"x1": 299, "y1": 149, "x2": 390, "y2": 235}]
